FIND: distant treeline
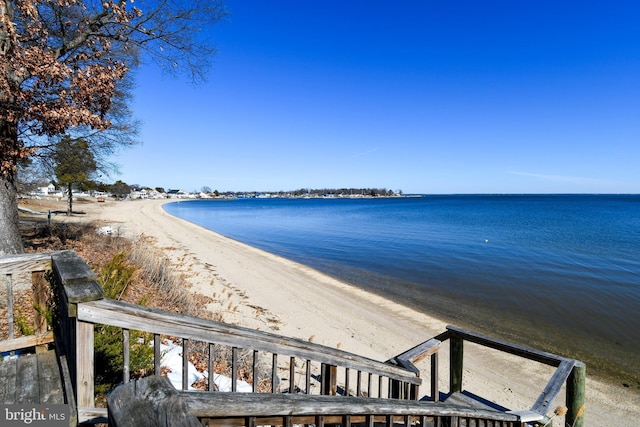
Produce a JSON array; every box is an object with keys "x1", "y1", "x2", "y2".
[{"x1": 221, "y1": 188, "x2": 403, "y2": 198}]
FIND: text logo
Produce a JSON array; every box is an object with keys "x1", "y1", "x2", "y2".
[{"x1": 2, "y1": 405, "x2": 68, "y2": 426}]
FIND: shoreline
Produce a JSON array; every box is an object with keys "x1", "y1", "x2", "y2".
[{"x1": 58, "y1": 198, "x2": 639, "y2": 426}]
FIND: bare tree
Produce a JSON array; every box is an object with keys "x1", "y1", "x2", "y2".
[{"x1": 0, "y1": 0, "x2": 227, "y2": 254}]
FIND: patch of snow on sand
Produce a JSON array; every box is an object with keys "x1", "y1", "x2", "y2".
[{"x1": 160, "y1": 341, "x2": 252, "y2": 392}]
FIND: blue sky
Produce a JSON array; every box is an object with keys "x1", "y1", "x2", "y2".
[{"x1": 117, "y1": 1, "x2": 640, "y2": 194}]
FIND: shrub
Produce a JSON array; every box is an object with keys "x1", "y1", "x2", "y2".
[{"x1": 94, "y1": 251, "x2": 154, "y2": 393}]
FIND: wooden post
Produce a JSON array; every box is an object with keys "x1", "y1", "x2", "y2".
[
  {"x1": 76, "y1": 319, "x2": 95, "y2": 409},
  {"x1": 50, "y1": 250, "x2": 105, "y2": 415},
  {"x1": 566, "y1": 362, "x2": 586, "y2": 427},
  {"x1": 450, "y1": 335, "x2": 464, "y2": 394}
]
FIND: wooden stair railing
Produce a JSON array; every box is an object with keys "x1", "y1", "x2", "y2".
[
  {"x1": 108, "y1": 375, "x2": 523, "y2": 427},
  {"x1": 2, "y1": 250, "x2": 585, "y2": 427},
  {"x1": 43, "y1": 250, "x2": 421, "y2": 423},
  {"x1": 395, "y1": 326, "x2": 586, "y2": 427}
]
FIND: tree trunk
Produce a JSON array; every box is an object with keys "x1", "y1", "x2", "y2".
[
  {"x1": 0, "y1": 172, "x2": 24, "y2": 255},
  {"x1": 67, "y1": 182, "x2": 73, "y2": 215},
  {"x1": 0, "y1": 108, "x2": 25, "y2": 254}
]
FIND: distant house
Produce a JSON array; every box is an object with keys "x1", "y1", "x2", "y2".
[
  {"x1": 129, "y1": 189, "x2": 166, "y2": 199},
  {"x1": 166, "y1": 189, "x2": 191, "y2": 199},
  {"x1": 39, "y1": 183, "x2": 57, "y2": 195}
]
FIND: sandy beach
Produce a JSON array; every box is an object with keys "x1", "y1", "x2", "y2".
[{"x1": 59, "y1": 198, "x2": 638, "y2": 425}]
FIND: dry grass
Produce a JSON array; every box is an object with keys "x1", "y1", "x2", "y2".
[{"x1": 17, "y1": 211, "x2": 257, "y2": 393}]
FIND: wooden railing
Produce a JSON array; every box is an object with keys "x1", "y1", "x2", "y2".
[
  {"x1": 2, "y1": 250, "x2": 585, "y2": 427},
  {"x1": 390, "y1": 326, "x2": 586, "y2": 427},
  {"x1": 108, "y1": 375, "x2": 523, "y2": 427},
  {"x1": 1, "y1": 251, "x2": 79, "y2": 426},
  {"x1": 42, "y1": 250, "x2": 424, "y2": 424},
  {"x1": 0, "y1": 252, "x2": 55, "y2": 353}
]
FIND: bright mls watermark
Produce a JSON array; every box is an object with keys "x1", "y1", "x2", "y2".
[{"x1": 1, "y1": 405, "x2": 68, "y2": 426}]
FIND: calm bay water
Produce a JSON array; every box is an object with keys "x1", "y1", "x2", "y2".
[{"x1": 165, "y1": 195, "x2": 640, "y2": 385}]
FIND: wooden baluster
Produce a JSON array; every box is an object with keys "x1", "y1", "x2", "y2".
[
  {"x1": 321, "y1": 363, "x2": 337, "y2": 395},
  {"x1": 252, "y1": 350, "x2": 259, "y2": 393},
  {"x1": 182, "y1": 338, "x2": 189, "y2": 390},
  {"x1": 390, "y1": 377, "x2": 401, "y2": 399},
  {"x1": 272, "y1": 354, "x2": 278, "y2": 393},
  {"x1": 305, "y1": 359, "x2": 311, "y2": 394},
  {"x1": 289, "y1": 356, "x2": 296, "y2": 393},
  {"x1": 431, "y1": 351, "x2": 439, "y2": 402},
  {"x1": 209, "y1": 343, "x2": 216, "y2": 391},
  {"x1": 122, "y1": 328, "x2": 130, "y2": 383},
  {"x1": 344, "y1": 367, "x2": 350, "y2": 396},
  {"x1": 154, "y1": 334, "x2": 161, "y2": 376},
  {"x1": 232, "y1": 347, "x2": 239, "y2": 392}
]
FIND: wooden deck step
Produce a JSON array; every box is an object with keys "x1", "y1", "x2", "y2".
[{"x1": 0, "y1": 350, "x2": 65, "y2": 405}]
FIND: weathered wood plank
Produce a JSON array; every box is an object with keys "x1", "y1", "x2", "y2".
[
  {"x1": 0, "y1": 252, "x2": 52, "y2": 275},
  {"x1": 51, "y1": 250, "x2": 103, "y2": 304},
  {"x1": 76, "y1": 320, "x2": 95, "y2": 409},
  {"x1": 37, "y1": 350, "x2": 64, "y2": 404},
  {"x1": 389, "y1": 338, "x2": 441, "y2": 382},
  {"x1": 0, "y1": 331, "x2": 54, "y2": 353},
  {"x1": 16, "y1": 354, "x2": 39, "y2": 403},
  {"x1": 108, "y1": 376, "x2": 201, "y2": 427},
  {"x1": 530, "y1": 359, "x2": 576, "y2": 415},
  {"x1": 446, "y1": 325, "x2": 567, "y2": 367},
  {"x1": 180, "y1": 392, "x2": 521, "y2": 421},
  {"x1": 77, "y1": 298, "x2": 420, "y2": 384},
  {"x1": 393, "y1": 338, "x2": 442, "y2": 365},
  {"x1": 55, "y1": 341, "x2": 79, "y2": 427},
  {"x1": 0, "y1": 357, "x2": 17, "y2": 404}
]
